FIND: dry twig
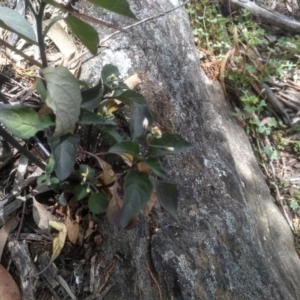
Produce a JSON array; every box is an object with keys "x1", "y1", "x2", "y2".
[{"x1": 145, "y1": 262, "x2": 162, "y2": 300}]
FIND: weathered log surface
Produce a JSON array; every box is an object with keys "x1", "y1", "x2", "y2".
[
  {"x1": 230, "y1": 0, "x2": 300, "y2": 34},
  {"x1": 80, "y1": 0, "x2": 300, "y2": 299}
]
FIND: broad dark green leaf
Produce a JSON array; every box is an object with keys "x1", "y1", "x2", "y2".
[
  {"x1": 81, "y1": 81, "x2": 103, "y2": 111},
  {"x1": 111, "y1": 90, "x2": 147, "y2": 105},
  {"x1": 101, "y1": 64, "x2": 120, "y2": 87},
  {"x1": 88, "y1": 191, "x2": 109, "y2": 214},
  {"x1": 104, "y1": 127, "x2": 123, "y2": 143},
  {"x1": 109, "y1": 141, "x2": 140, "y2": 156},
  {"x1": 75, "y1": 184, "x2": 89, "y2": 201},
  {"x1": 87, "y1": 0, "x2": 136, "y2": 19},
  {"x1": 79, "y1": 108, "x2": 115, "y2": 125},
  {"x1": 130, "y1": 103, "x2": 153, "y2": 139},
  {"x1": 120, "y1": 170, "x2": 153, "y2": 228},
  {"x1": 0, "y1": 104, "x2": 40, "y2": 139},
  {"x1": 42, "y1": 66, "x2": 82, "y2": 137},
  {"x1": 142, "y1": 157, "x2": 166, "y2": 177},
  {"x1": 49, "y1": 134, "x2": 80, "y2": 181},
  {"x1": 64, "y1": 16, "x2": 99, "y2": 55},
  {"x1": 0, "y1": 7, "x2": 37, "y2": 45},
  {"x1": 151, "y1": 178, "x2": 179, "y2": 222},
  {"x1": 149, "y1": 133, "x2": 194, "y2": 156}
]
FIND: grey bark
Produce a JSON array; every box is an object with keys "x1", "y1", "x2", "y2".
[{"x1": 80, "y1": 0, "x2": 300, "y2": 299}]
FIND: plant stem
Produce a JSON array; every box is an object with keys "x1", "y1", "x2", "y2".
[
  {"x1": 0, "y1": 127, "x2": 45, "y2": 170},
  {"x1": 36, "y1": 2, "x2": 47, "y2": 68},
  {"x1": 25, "y1": 0, "x2": 38, "y2": 16}
]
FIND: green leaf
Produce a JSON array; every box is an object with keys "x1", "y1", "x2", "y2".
[
  {"x1": 120, "y1": 170, "x2": 153, "y2": 228},
  {"x1": 142, "y1": 157, "x2": 166, "y2": 177},
  {"x1": 75, "y1": 184, "x2": 89, "y2": 201},
  {"x1": 104, "y1": 127, "x2": 123, "y2": 143},
  {"x1": 48, "y1": 177, "x2": 61, "y2": 190},
  {"x1": 45, "y1": 155, "x2": 55, "y2": 174},
  {"x1": 130, "y1": 103, "x2": 153, "y2": 139},
  {"x1": 81, "y1": 81, "x2": 103, "y2": 111},
  {"x1": 0, "y1": 104, "x2": 40, "y2": 139},
  {"x1": 290, "y1": 199, "x2": 299, "y2": 211},
  {"x1": 49, "y1": 134, "x2": 80, "y2": 181},
  {"x1": 36, "y1": 114, "x2": 55, "y2": 130},
  {"x1": 34, "y1": 78, "x2": 47, "y2": 102},
  {"x1": 64, "y1": 16, "x2": 99, "y2": 55},
  {"x1": 37, "y1": 174, "x2": 50, "y2": 185},
  {"x1": 111, "y1": 90, "x2": 147, "y2": 105},
  {"x1": 151, "y1": 178, "x2": 179, "y2": 222},
  {"x1": 87, "y1": 0, "x2": 136, "y2": 19},
  {"x1": 78, "y1": 80, "x2": 91, "y2": 89},
  {"x1": 101, "y1": 64, "x2": 120, "y2": 87},
  {"x1": 88, "y1": 191, "x2": 109, "y2": 214},
  {"x1": 109, "y1": 141, "x2": 140, "y2": 156},
  {"x1": 78, "y1": 108, "x2": 115, "y2": 125},
  {"x1": 149, "y1": 133, "x2": 193, "y2": 156},
  {"x1": 0, "y1": 7, "x2": 37, "y2": 45},
  {"x1": 42, "y1": 66, "x2": 82, "y2": 137}
]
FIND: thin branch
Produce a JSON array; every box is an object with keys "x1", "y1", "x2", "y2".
[
  {"x1": 145, "y1": 262, "x2": 162, "y2": 300},
  {"x1": 36, "y1": 2, "x2": 47, "y2": 68},
  {"x1": 0, "y1": 38, "x2": 43, "y2": 68},
  {"x1": 100, "y1": 0, "x2": 191, "y2": 44},
  {"x1": 66, "y1": 0, "x2": 191, "y2": 67},
  {"x1": 68, "y1": 8, "x2": 126, "y2": 32},
  {"x1": 0, "y1": 127, "x2": 45, "y2": 170},
  {"x1": 25, "y1": 0, "x2": 38, "y2": 17}
]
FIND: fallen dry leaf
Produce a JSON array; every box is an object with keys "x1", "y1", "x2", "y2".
[
  {"x1": 124, "y1": 73, "x2": 141, "y2": 90},
  {"x1": 0, "y1": 214, "x2": 16, "y2": 260},
  {"x1": 138, "y1": 162, "x2": 151, "y2": 174},
  {"x1": 84, "y1": 219, "x2": 94, "y2": 240},
  {"x1": 65, "y1": 216, "x2": 79, "y2": 244},
  {"x1": 33, "y1": 198, "x2": 58, "y2": 229},
  {"x1": 143, "y1": 191, "x2": 158, "y2": 217},
  {"x1": 106, "y1": 194, "x2": 122, "y2": 227},
  {"x1": 119, "y1": 153, "x2": 133, "y2": 167},
  {"x1": 97, "y1": 158, "x2": 116, "y2": 186},
  {"x1": 0, "y1": 264, "x2": 21, "y2": 300},
  {"x1": 49, "y1": 221, "x2": 67, "y2": 261}
]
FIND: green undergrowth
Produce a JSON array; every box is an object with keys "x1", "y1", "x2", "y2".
[{"x1": 187, "y1": 0, "x2": 300, "y2": 234}]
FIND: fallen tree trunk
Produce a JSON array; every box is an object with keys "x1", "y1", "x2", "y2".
[
  {"x1": 80, "y1": 0, "x2": 300, "y2": 298},
  {"x1": 229, "y1": 0, "x2": 300, "y2": 34}
]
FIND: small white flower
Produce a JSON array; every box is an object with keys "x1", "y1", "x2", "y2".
[
  {"x1": 142, "y1": 118, "x2": 149, "y2": 130},
  {"x1": 165, "y1": 147, "x2": 174, "y2": 151},
  {"x1": 151, "y1": 126, "x2": 162, "y2": 138}
]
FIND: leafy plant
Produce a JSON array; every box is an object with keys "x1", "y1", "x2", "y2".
[
  {"x1": 294, "y1": 142, "x2": 300, "y2": 154},
  {"x1": 0, "y1": 0, "x2": 193, "y2": 228}
]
